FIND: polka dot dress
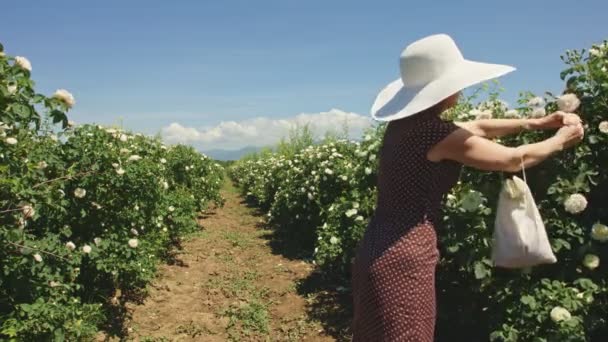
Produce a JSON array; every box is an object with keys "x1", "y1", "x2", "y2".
[{"x1": 351, "y1": 111, "x2": 462, "y2": 341}]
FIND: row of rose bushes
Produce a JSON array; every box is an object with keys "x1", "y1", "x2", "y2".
[
  {"x1": 231, "y1": 41, "x2": 608, "y2": 340},
  {"x1": 0, "y1": 44, "x2": 224, "y2": 340}
]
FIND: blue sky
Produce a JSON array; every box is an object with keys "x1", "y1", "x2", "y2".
[{"x1": 2, "y1": 0, "x2": 607, "y2": 150}]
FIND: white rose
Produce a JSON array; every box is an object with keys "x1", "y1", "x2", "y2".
[
  {"x1": 130, "y1": 228, "x2": 139, "y2": 236},
  {"x1": 355, "y1": 216, "x2": 364, "y2": 222},
  {"x1": 324, "y1": 168, "x2": 333, "y2": 175},
  {"x1": 468, "y1": 108, "x2": 482, "y2": 117},
  {"x1": 33, "y1": 253, "x2": 42, "y2": 262},
  {"x1": 66, "y1": 241, "x2": 76, "y2": 251},
  {"x1": 341, "y1": 175, "x2": 348, "y2": 181},
  {"x1": 119, "y1": 134, "x2": 128, "y2": 142},
  {"x1": 5, "y1": 137, "x2": 17, "y2": 145},
  {"x1": 329, "y1": 236, "x2": 339, "y2": 245},
  {"x1": 598, "y1": 121, "x2": 608, "y2": 134},
  {"x1": 127, "y1": 155, "x2": 142, "y2": 162},
  {"x1": 530, "y1": 107, "x2": 547, "y2": 118},
  {"x1": 168, "y1": 206, "x2": 175, "y2": 212},
  {"x1": 564, "y1": 193, "x2": 587, "y2": 214},
  {"x1": 365, "y1": 167, "x2": 372, "y2": 175},
  {"x1": 556, "y1": 94, "x2": 581, "y2": 113},
  {"x1": 67, "y1": 120, "x2": 76, "y2": 128},
  {"x1": 345, "y1": 209, "x2": 358, "y2": 218},
  {"x1": 52, "y1": 89, "x2": 76, "y2": 108},
  {"x1": 94, "y1": 237, "x2": 102, "y2": 246},
  {"x1": 21, "y1": 204, "x2": 35, "y2": 218},
  {"x1": 38, "y1": 161, "x2": 48, "y2": 169},
  {"x1": 461, "y1": 191, "x2": 483, "y2": 212},
  {"x1": 476, "y1": 109, "x2": 493, "y2": 120},
  {"x1": 307, "y1": 193, "x2": 314, "y2": 200},
  {"x1": 591, "y1": 223, "x2": 608, "y2": 242},
  {"x1": 14, "y1": 56, "x2": 32, "y2": 71},
  {"x1": 74, "y1": 188, "x2": 86, "y2": 198},
  {"x1": 163, "y1": 181, "x2": 169, "y2": 190},
  {"x1": 116, "y1": 167, "x2": 125, "y2": 175},
  {"x1": 369, "y1": 154, "x2": 377, "y2": 162},
  {"x1": 589, "y1": 47, "x2": 601, "y2": 57},
  {"x1": 82, "y1": 245, "x2": 92, "y2": 254},
  {"x1": 550, "y1": 306, "x2": 572, "y2": 323},
  {"x1": 7, "y1": 84, "x2": 17, "y2": 94},
  {"x1": 160, "y1": 158, "x2": 167, "y2": 164},
  {"x1": 504, "y1": 109, "x2": 520, "y2": 118},
  {"x1": 528, "y1": 96, "x2": 546, "y2": 107},
  {"x1": 583, "y1": 254, "x2": 600, "y2": 270},
  {"x1": 128, "y1": 239, "x2": 139, "y2": 248}
]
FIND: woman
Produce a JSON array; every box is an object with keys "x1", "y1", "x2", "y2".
[{"x1": 351, "y1": 34, "x2": 584, "y2": 341}]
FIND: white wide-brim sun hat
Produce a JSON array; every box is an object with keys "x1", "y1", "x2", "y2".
[{"x1": 371, "y1": 34, "x2": 516, "y2": 122}]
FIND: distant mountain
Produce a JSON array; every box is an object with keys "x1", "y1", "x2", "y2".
[{"x1": 201, "y1": 146, "x2": 266, "y2": 161}]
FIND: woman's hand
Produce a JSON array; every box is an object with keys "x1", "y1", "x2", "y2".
[
  {"x1": 529, "y1": 111, "x2": 582, "y2": 130},
  {"x1": 554, "y1": 123, "x2": 585, "y2": 149}
]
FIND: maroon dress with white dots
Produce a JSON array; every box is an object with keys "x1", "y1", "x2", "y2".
[{"x1": 351, "y1": 111, "x2": 462, "y2": 341}]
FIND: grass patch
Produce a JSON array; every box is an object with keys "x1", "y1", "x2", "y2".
[
  {"x1": 175, "y1": 321, "x2": 213, "y2": 338},
  {"x1": 223, "y1": 231, "x2": 250, "y2": 248},
  {"x1": 140, "y1": 337, "x2": 171, "y2": 342},
  {"x1": 223, "y1": 299, "x2": 270, "y2": 340}
]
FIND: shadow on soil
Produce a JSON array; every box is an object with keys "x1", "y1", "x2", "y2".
[
  {"x1": 237, "y1": 194, "x2": 354, "y2": 341},
  {"x1": 296, "y1": 271, "x2": 353, "y2": 342}
]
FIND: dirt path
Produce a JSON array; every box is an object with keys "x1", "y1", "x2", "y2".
[{"x1": 122, "y1": 180, "x2": 343, "y2": 341}]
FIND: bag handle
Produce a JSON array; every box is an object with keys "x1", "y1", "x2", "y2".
[{"x1": 520, "y1": 155, "x2": 527, "y2": 184}]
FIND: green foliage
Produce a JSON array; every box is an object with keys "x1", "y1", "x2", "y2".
[
  {"x1": 0, "y1": 45, "x2": 224, "y2": 340},
  {"x1": 231, "y1": 40, "x2": 608, "y2": 340}
]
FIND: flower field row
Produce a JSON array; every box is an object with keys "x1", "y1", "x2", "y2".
[
  {"x1": 231, "y1": 42, "x2": 608, "y2": 340},
  {"x1": 0, "y1": 44, "x2": 224, "y2": 340}
]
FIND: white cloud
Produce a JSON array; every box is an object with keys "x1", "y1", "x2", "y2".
[{"x1": 161, "y1": 108, "x2": 373, "y2": 150}]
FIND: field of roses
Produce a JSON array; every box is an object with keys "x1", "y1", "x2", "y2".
[
  {"x1": 0, "y1": 43, "x2": 224, "y2": 340},
  {"x1": 231, "y1": 41, "x2": 608, "y2": 340}
]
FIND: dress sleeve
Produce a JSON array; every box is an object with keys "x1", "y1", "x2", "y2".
[{"x1": 419, "y1": 118, "x2": 460, "y2": 154}]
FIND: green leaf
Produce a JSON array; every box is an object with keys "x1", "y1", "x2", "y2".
[
  {"x1": 588, "y1": 135, "x2": 598, "y2": 144},
  {"x1": 474, "y1": 262, "x2": 488, "y2": 279},
  {"x1": 520, "y1": 295, "x2": 537, "y2": 309},
  {"x1": 12, "y1": 103, "x2": 31, "y2": 118},
  {"x1": 53, "y1": 328, "x2": 65, "y2": 342},
  {"x1": 447, "y1": 245, "x2": 459, "y2": 253}
]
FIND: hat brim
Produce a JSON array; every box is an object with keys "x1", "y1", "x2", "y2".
[{"x1": 371, "y1": 59, "x2": 516, "y2": 122}]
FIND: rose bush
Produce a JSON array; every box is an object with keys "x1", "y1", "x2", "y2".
[
  {"x1": 0, "y1": 43, "x2": 224, "y2": 340},
  {"x1": 231, "y1": 41, "x2": 608, "y2": 340}
]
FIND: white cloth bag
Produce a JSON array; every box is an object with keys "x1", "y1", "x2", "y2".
[{"x1": 492, "y1": 168, "x2": 557, "y2": 268}]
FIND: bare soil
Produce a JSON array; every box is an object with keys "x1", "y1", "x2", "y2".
[{"x1": 103, "y1": 180, "x2": 350, "y2": 341}]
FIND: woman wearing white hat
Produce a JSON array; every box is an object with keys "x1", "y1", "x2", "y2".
[{"x1": 351, "y1": 34, "x2": 583, "y2": 341}]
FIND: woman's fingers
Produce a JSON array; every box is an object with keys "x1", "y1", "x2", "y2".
[{"x1": 562, "y1": 113, "x2": 582, "y2": 126}]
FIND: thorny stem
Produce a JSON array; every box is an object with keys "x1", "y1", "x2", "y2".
[
  {"x1": 1, "y1": 170, "x2": 99, "y2": 215},
  {"x1": 6, "y1": 241, "x2": 71, "y2": 262}
]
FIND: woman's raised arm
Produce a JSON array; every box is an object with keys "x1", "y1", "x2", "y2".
[
  {"x1": 427, "y1": 124, "x2": 584, "y2": 172},
  {"x1": 455, "y1": 112, "x2": 581, "y2": 139}
]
